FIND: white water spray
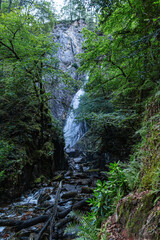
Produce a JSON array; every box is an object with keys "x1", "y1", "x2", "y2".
[{"x1": 63, "y1": 88, "x2": 86, "y2": 148}]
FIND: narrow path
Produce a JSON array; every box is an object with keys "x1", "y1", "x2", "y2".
[{"x1": 0, "y1": 149, "x2": 106, "y2": 239}]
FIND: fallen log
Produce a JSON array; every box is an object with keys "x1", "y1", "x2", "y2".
[
  {"x1": 72, "y1": 199, "x2": 89, "y2": 210},
  {"x1": 15, "y1": 215, "x2": 49, "y2": 232},
  {"x1": 49, "y1": 180, "x2": 62, "y2": 240},
  {"x1": 37, "y1": 181, "x2": 62, "y2": 240},
  {"x1": 36, "y1": 215, "x2": 52, "y2": 240},
  {"x1": 61, "y1": 191, "x2": 77, "y2": 199},
  {"x1": 0, "y1": 207, "x2": 72, "y2": 229},
  {"x1": 0, "y1": 198, "x2": 91, "y2": 234},
  {"x1": 56, "y1": 217, "x2": 72, "y2": 229},
  {"x1": 0, "y1": 215, "x2": 49, "y2": 230},
  {"x1": 58, "y1": 207, "x2": 72, "y2": 219},
  {"x1": 59, "y1": 197, "x2": 83, "y2": 205}
]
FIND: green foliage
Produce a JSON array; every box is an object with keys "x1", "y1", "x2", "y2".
[
  {"x1": 76, "y1": 0, "x2": 160, "y2": 154},
  {"x1": 70, "y1": 160, "x2": 141, "y2": 239},
  {"x1": 61, "y1": 0, "x2": 87, "y2": 21},
  {"x1": 87, "y1": 163, "x2": 129, "y2": 226},
  {"x1": 0, "y1": 0, "x2": 56, "y2": 31},
  {"x1": 34, "y1": 175, "x2": 46, "y2": 184},
  {"x1": 0, "y1": 3, "x2": 66, "y2": 195},
  {"x1": 0, "y1": 140, "x2": 27, "y2": 185},
  {"x1": 60, "y1": 0, "x2": 98, "y2": 29},
  {"x1": 0, "y1": 140, "x2": 14, "y2": 182},
  {"x1": 65, "y1": 210, "x2": 99, "y2": 240},
  {"x1": 32, "y1": 0, "x2": 56, "y2": 32},
  {"x1": 89, "y1": 180, "x2": 111, "y2": 221},
  {"x1": 107, "y1": 162, "x2": 128, "y2": 196},
  {"x1": 122, "y1": 157, "x2": 141, "y2": 191},
  {"x1": 137, "y1": 98, "x2": 160, "y2": 190},
  {"x1": 78, "y1": 213, "x2": 99, "y2": 240}
]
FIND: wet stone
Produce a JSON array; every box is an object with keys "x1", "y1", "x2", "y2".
[
  {"x1": 63, "y1": 184, "x2": 77, "y2": 192},
  {"x1": 81, "y1": 186, "x2": 94, "y2": 194},
  {"x1": 64, "y1": 170, "x2": 73, "y2": 178},
  {"x1": 61, "y1": 191, "x2": 78, "y2": 199},
  {"x1": 66, "y1": 149, "x2": 81, "y2": 158},
  {"x1": 72, "y1": 172, "x2": 87, "y2": 179},
  {"x1": 0, "y1": 147, "x2": 102, "y2": 239},
  {"x1": 73, "y1": 157, "x2": 83, "y2": 163}
]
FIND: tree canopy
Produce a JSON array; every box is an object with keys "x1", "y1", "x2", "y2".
[
  {"x1": 76, "y1": 0, "x2": 160, "y2": 155},
  {"x1": 0, "y1": 0, "x2": 65, "y2": 194}
]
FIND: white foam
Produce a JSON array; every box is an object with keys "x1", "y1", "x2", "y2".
[{"x1": 0, "y1": 227, "x2": 5, "y2": 233}]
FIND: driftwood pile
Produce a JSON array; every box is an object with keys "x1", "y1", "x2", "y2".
[{"x1": 0, "y1": 181, "x2": 92, "y2": 240}]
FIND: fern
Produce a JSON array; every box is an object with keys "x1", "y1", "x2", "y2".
[
  {"x1": 65, "y1": 210, "x2": 99, "y2": 240},
  {"x1": 122, "y1": 157, "x2": 141, "y2": 191},
  {"x1": 64, "y1": 210, "x2": 82, "y2": 236},
  {"x1": 78, "y1": 213, "x2": 99, "y2": 240}
]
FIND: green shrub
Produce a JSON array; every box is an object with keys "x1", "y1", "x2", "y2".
[
  {"x1": 0, "y1": 140, "x2": 25, "y2": 185},
  {"x1": 85, "y1": 162, "x2": 130, "y2": 227},
  {"x1": 66, "y1": 160, "x2": 142, "y2": 239},
  {"x1": 0, "y1": 140, "x2": 15, "y2": 182},
  {"x1": 122, "y1": 157, "x2": 141, "y2": 191},
  {"x1": 65, "y1": 210, "x2": 99, "y2": 240}
]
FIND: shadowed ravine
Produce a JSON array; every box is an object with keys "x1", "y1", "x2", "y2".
[
  {"x1": 0, "y1": 20, "x2": 96, "y2": 240},
  {"x1": 0, "y1": 146, "x2": 107, "y2": 239},
  {"x1": 0, "y1": 80, "x2": 105, "y2": 239}
]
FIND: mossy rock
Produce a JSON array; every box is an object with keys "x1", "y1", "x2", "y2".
[
  {"x1": 126, "y1": 192, "x2": 156, "y2": 236},
  {"x1": 34, "y1": 175, "x2": 46, "y2": 184},
  {"x1": 139, "y1": 111, "x2": 160, "y2": 190},
  {"x1": 117, "y1": 196, "x2": 134, "y2": 226},
  {"x1": 52, "y1": 174, "x2": 63, "y2": 181},
  {"x1": 140, "y1": 208, "x2": 160, "y2": 239},
  {"x1": 117, "y1": 192, "x2": 158, "y2": 238}
]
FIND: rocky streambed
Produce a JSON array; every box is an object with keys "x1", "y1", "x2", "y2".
[{"x1": 0, "y1": 150, "x2": 107, "y2": 240}]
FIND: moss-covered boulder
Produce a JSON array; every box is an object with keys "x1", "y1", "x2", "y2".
[
  {"x1": 138, "y1": 96, "x2": 160, "y2": 190},
  {"x1": 99, "y1": 191, "x2": 160, "y2": 240},
  {"x1": 117, "y1": 191, "x2": 156, "y2": 236}
]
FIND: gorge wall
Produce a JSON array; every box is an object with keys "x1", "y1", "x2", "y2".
[{"x1": 49, "y1": 20, "x2": 86, "y2": 124}]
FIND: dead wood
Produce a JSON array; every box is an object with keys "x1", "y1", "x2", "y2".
[
  {"x1": 0, "y1": 215, "x2": 49, "y2": 231},
  {"x1": 36, "y1": 181, "x2": 62, "y2": 240},
  {"x1": 49, "y1": 180, "x2": 62, "y2": 240},
  {"x1": 72, "y1": 199, "x2": 89, "y2": 210}
]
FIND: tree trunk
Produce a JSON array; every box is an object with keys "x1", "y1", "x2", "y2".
[
  {"x1": 40, "y1": 80, "x2": 44, "y2": 145},
  {"x1": 38, "y1": 61, "x2": 45, "y2": 146},
  {"x1": 8, "y1": 0, "x2": 12, "y2": 12},
  {"x1": 19, "y1": 0, "x2": 23, "y2": 8}
]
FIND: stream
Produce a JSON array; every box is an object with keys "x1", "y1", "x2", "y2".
[
  {"x1": 0, "y1": 149, "x2": 106, "y2": 239},
  {"x1": 0, "y1": 88, "x2": 106, "y2": 239}
]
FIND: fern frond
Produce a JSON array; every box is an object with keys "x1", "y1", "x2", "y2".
[
  {"x1": 69, "y1": 210, "x2": 83, "y2": 223},
  {"x1": 64, "y1": 210, "x2": 83, "y2": 236}
]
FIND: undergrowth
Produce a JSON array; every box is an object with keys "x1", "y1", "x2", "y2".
[
  {"x1": 65, "y1": 160, "x2": 141, "y2": 239},
  {"x1": 65, "y1": 95, "x2": 160, "y2": 239}
]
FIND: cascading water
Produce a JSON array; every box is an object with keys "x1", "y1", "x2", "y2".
[{"x1": 64, "y1": 88, "x2": 87, "y2": 148}]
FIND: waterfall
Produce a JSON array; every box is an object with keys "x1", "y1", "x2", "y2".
[{"x1": 63, "y1": 88, "x2": 87, "y2": 148}]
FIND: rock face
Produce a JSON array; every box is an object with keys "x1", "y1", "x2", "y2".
[
  {"x1": 99, "y1": 191, "x2": 160, "y2": 240},
  {"x1": 49, "y1": 20, "x2": 86, "y2": 124}
]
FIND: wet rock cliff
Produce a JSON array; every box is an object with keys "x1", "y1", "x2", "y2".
[{"x1": 49, "y1": 20, "x2": 86, "y2": 124}]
